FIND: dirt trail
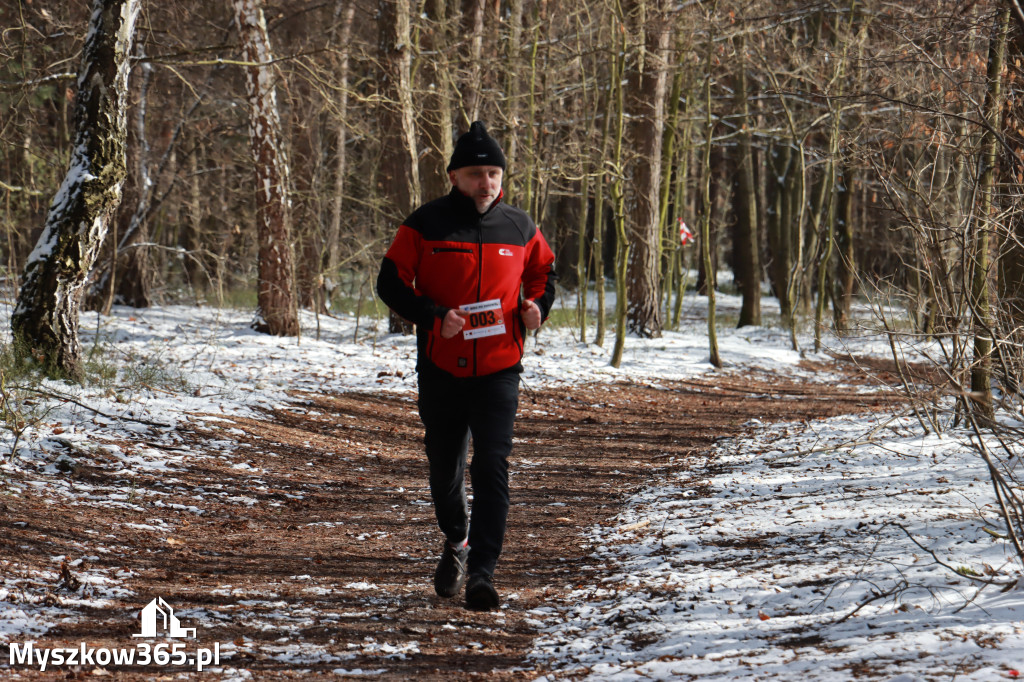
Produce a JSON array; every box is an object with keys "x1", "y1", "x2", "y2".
[{"x1": 2, "y1": 364, "x2": 895, "y2": 680}]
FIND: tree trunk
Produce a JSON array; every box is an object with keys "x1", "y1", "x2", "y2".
[
  {"x1": 378, "y1": 0, "x2": 421, "y2": 218},
  {"x1": 971, "y1": 6, "x2": 1011, "y2": 421},
  {"x1": 234, "y1": 0, "x2": 300, "y2": 336},
  {"x1": 813, "y1": 5, "x2": 855, "y2": 350},
  {"x1": 697, "y1": 145, "x2": 722, "y2": 296},
  {"x1": 522, "y1": 0, "x2": 547, "y2": 218},
  {"x1": 998, "y1": 19, "x2": 1024, "y2": 395},
  {"x1": 11, "y1": 0, "x2": 140, "y2": 382},
  {"x1": 290, "y1": 64, "x2": 323, "y2": 314},
  {"x1": 700, "y1": 25, "x2": 720, "y2": 369},
  {"x1": 733, "y1": 31, "x2": 761, "y2": 328},
  {"x1": 83, "y1": 45, "x2": 153, "y2": 314},
  {"x1": 325, "y1": 0, "x2": 356, "y2": 307},
  {"x1": 419, "y1": 0, "x2": 456, "y2": 203},
  {"x1": 379, "y1": 0, "x2": 421, "y2": 334},
  {"x1": 766, "y1": 142, "x2": 795, "y2": 327},
  {"x1": 814, "y1": 116, "x2": 840, "y2": 352},
  {"x1": 182, "y1": 143, "x2": 206, "y2": 296},
  {"x1": 659, "y1": 46, "x2": 686, "y2": 322},
  {"x1": 609, "y1": 6, "x2": 629, "y2": 368},
  {"x1": 459, "y1": 0, "x2": 486, "y2": 126},
  {"x1": 577, "y1": 173, "x2": 591, "y2": 344},
  {"x1": 624, "y1": 0, "x2": 670, "y2": 339},
  {"x1": 670, "y1": 141, "x2": 693, "y2": 329},
  {"x1": 593, "y1": 72, "x2": 612, "y2": 348},
  {"x1": 782, "y1": 152, "x2": 801, "y2": 340},
  {"x1": 501, "y1": 0, "x2": 525, "y2": 197},
  {"x1": 111, "y1": 199, "x2": 153, "y2": 308},
  {"x1": 833, "y1": 164, "x2": 855, "y2": 333},
  {"x1": 110, "y1": 54, "x2": 156, "y2": 310}
]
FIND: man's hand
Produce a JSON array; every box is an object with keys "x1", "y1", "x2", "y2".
[
  {"x1": 520, "y1": 299, "x2": 542, "y2": 331},
  {"x1": 440, "y1": 308, "x2": 469, "y2": 339}
]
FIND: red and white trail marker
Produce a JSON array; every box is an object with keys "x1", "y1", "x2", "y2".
[{"x1": 678, "y1": 217, "x2": 694, "y2": 246}]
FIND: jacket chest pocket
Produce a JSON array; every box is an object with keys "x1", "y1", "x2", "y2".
[{"x1": 420, "y1": 244, "x2": 479, "y2": 299}]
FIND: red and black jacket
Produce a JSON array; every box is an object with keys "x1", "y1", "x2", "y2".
[{"x1": 377, "y1": 188, "x2": 557, "y2": 378}]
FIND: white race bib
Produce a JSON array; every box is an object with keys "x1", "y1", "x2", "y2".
[{"x1": 460, "y1": 299, "x2": 506, "y2": 340}]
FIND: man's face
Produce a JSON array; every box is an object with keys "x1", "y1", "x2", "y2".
[{"x1": 450, "y1": 165, "x2": 503, "y2": 213}]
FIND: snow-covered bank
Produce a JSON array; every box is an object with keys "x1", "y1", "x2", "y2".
[{"x1": 528, "y1": 412, "x2": 1024, "y2": 680}]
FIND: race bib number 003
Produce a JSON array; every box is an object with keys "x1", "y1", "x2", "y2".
[{"x1": 461, "y1": 299, "x2": 506, "y2": 340}]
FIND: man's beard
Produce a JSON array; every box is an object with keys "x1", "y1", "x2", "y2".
[{"x1": 475, "y1": 196, "x2": 494, "y2": 213}]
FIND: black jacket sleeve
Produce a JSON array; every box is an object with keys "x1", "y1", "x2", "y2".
[{"x1": 376, "y1": 256, "x2": 448, "y2": 328}]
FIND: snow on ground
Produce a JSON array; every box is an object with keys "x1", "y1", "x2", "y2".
[
  {"x1": 1, "y1": 291, "x2": 1022, "y2": 680},
  {"x1": 529, "y1": 413, "x2": 1024, "y2": 680}
]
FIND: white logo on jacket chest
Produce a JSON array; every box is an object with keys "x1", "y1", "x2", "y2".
[{"x1": 498, "y1": 248, "x2": 513, "y2": 256}]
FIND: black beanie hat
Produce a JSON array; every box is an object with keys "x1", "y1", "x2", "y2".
[{"x1": 447, "y1": 121, "x2": 506, "y2": 172}]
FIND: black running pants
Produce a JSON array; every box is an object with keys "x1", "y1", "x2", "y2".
[{"x1": 417, "y1": 367, "x2": 520, "y2": 578}]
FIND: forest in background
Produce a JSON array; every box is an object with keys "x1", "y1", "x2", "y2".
[{"x1": 3, "y1": 0, "x2": 1024, "y2": 401}]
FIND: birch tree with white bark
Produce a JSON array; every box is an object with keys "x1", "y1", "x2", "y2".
[
  {"x1": 10, "y1": 0, "x2": 141, "y2": 381},
  {"x1": 234, "y1": 0, "x2": 300, "y2": 337}
]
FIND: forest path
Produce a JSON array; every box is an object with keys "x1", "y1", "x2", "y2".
[{"x1": 3, "y1": 362, "x2": 895, "y2": 680}]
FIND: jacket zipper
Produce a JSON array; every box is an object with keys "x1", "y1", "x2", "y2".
[
  {"x1": 474, "y1": 216, "x2": 483, "y2": 376},
  {"x1": 432, "y1": 247, "x2": 473, "y2": 255}
]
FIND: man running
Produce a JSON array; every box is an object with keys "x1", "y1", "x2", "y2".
[{"x1": 376, "y1": 121, "x2": 556, "y2": 610}]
